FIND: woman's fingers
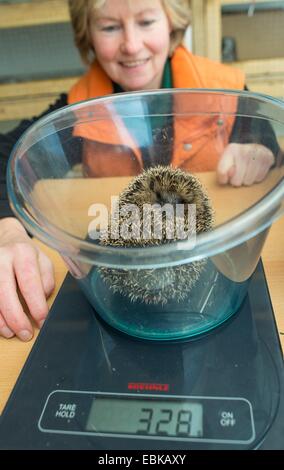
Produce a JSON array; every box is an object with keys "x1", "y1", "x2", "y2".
[
  {"x1": 217, "y1": 145, "x2": 235, "y2": 185},
  {"x1": 254, "y1": 164, "x2": 271, "y2": 183},
  {"x1": 229, "y1": 151, "x2": 247, "y2": 187},
  {"x1": 13, "y1": 243, "x2": 50, "y2": 329},
  {"x1": 217, "y1": 143, "x2": 275, "y2": 186},
  {"x1": 37, "y1": 250, "x2": 55, "y2": 299},
  {"x1": 243, "y1": 145, "x2": 274, "y2": 186},
  {"x1": 0, "y1": 311, "x2": 15, "y2": 339},
  {"x1": 0, "y1": 218, "x2": 55, "y2": 340},
  {"x1": 242, "y1": 153, "x2": 261, "y2": 186},
  {"x1": 0, "y1": 254, "x2": 34, "y2": 341}
]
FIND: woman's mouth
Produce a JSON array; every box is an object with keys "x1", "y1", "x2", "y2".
[{"x1": 120, "y1": 59, "x2": 149, "y2": 68}]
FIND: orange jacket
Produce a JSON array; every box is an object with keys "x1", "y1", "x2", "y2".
[{"x1": 68, "y1": 46, "x2": 245, "y2": 174}]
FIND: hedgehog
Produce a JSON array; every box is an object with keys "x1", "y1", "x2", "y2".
[{"x1": 99, "y1": 165, "x2": 214, "y2": 305}]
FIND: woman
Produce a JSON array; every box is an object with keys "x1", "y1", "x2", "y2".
[{"x1": 0, "y1": 0, "x2": 277, "y2": 340}]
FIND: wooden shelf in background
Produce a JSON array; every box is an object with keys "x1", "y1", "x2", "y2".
[
  {"x1": 0, "y1": 0, "x2": 70, "y2": 29},
  {"x1": 231, "y1": 57, "x2": 284, "y2": 77},
  {"x1": 0, "y1": 76, "x2": 78, "y2": 121},
  {"x1": 230, "y1": 57, "x2": 284, "y2": 97},
  {"x1": 191, "y1": 1, "x2": 284, "y2": 98}
]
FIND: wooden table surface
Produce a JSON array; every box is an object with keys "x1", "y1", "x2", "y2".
[{"x1": 0, "y1": 173, "x2": 284, "y2": 414}]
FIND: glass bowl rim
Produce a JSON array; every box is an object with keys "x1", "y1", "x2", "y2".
[{"x1": 7, "y1": 88, "x2": 284, "y2": 268}]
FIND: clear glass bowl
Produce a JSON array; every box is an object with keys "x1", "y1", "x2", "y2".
[{"x1": 7, "y1": 89, "x2": 284, "y2": 340}]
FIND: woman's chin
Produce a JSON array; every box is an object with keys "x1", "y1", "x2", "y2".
[{"x1": 120, "y1": 80, "x2": 157, "y2": 92}]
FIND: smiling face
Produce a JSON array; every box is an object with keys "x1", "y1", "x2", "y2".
[{"x1": 89, "y1": 0, "x2": 171, "y2": 91}]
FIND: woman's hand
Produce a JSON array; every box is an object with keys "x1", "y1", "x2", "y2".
[
  {"x1": 217, "y1": 143, "x2": 275, "y2": 186},
  {"x1": 0, "y1": 218, "x2": 55, "y2": 341}
]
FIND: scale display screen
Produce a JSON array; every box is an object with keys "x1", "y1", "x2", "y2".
[
  {"x1": 39, "y1": 391, "x2": 255, "y2": 444},
  {"x1": 85, "y1": 397, "x2": 203, "y2": 438}
]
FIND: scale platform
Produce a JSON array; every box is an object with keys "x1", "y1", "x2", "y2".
[{"x1": 0, "y1": 261, "x2": 283, "y2": 450}]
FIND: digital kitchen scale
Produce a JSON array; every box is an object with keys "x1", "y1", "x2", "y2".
[{"x1": 0, "y1": 261, "x2": 283, "y2": 450}]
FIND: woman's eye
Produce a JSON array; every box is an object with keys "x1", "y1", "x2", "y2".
[
  {"x1": 101, "y1": 24, "x2": 120, "y2": 32},
  {"x1": 139, "y1": 19, "x2": 156, "y2": 27}
]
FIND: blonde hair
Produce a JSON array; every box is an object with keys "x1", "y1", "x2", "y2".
[{"x1": 68, "y1": 0, "x2": 191, "y2": 65}]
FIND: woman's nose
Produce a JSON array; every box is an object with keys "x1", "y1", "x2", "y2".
[{"x1": 120, "y1": 25, "x2": 143, "y2": 55}]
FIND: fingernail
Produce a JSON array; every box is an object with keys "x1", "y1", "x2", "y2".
[
  {"x1": 18, "y1": 330, "x2": 33, "y2": 342},
  {"x1": 0, "y1": 326, "x2": 15, "y2": 339},
  {"x1": 38, "y1": 319, "x2": 45, "y2": 329}
]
